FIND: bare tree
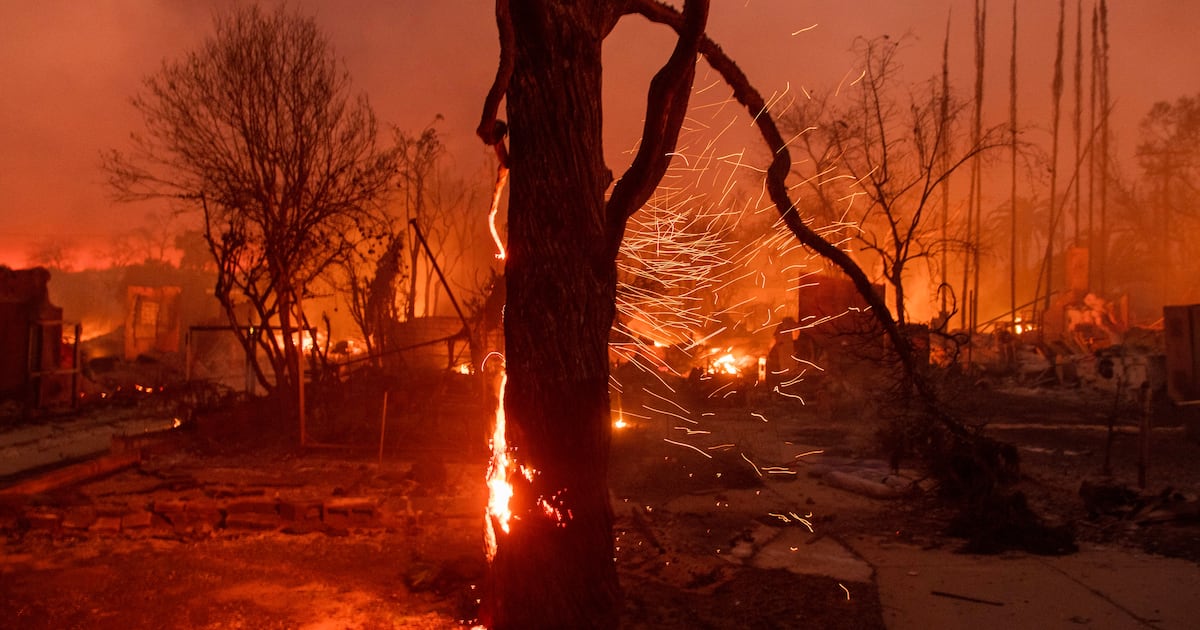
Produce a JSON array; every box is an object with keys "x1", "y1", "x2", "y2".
[
  {"x1": 106, "y1": 5, "x2": 399, "y2": 415},
  {"x1": 395, "y1": 124, "x2": 443, "y2": 321},
  {"x1": 331, "y1": 122, "x2": 490, "y2": 363},
  {"x1": 98, "y1": 210, "x2": 183, "y2": 268},
  {"x1": 783, "y1": 36, "x2": 1005, "y2": 326},
  {"x1": 25, "y1": 237, "x2": 78, "y2": 272},
  {"x1": 395, "y1": 123, "x2": 486, "y2": 320},
  {"x1": 1134, "y1": 92, "x2": 1200, "y2": 304},
  {"x1": 331, "y1": 219, "x2": 404, "y2": 362}
]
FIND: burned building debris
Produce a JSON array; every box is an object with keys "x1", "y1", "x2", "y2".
[{"x1": 0, "y1": 266, "x2": 77, "y2": 413}]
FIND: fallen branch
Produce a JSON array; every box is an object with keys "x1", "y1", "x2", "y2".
[{"x1": 930, "y1": 590, "x2": 1005, "y2": 606}]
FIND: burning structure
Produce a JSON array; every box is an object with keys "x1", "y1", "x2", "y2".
[
  {"x1": 0, "y1": 267, "x2": 75, "y2": 412},
  {"x1": 124, "y1": 285, "x2": 182, "y2": 359}
]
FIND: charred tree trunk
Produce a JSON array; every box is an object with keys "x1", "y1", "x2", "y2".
[
  {"x1": 472, "y1": 2, "x2": 705, "y2": 624},
  {"x1": 478, "y1": 2, "x2": 706, "y2": 626},
  {"x1": 481, "y1": 3, "x2": 620, "y2": 628}
]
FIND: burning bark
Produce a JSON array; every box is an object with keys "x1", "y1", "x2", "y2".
[{"x1": 474, "y1": 2, "x2": 709, "y2": 627}]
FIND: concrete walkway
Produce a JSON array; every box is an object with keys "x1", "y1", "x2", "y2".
[
  {"x1": 675, "y1": 467, "x2": 1200, "y2": 630},
  {"x1": 848, "y1": 536, "x2": 1200, "y2": 630},
  {"x1": 0, "y1": 412, "x2": 178, "y2": 478}
]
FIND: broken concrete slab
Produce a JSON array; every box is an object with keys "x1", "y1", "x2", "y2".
[
  {"x1": 225, "y1": 512, "x2": 281, "y2": 530},
  {"x1": 61, "y1": 507, "x2": 97, "y2": 531},
  {"x1": 120, "y1": 510, "x2": 153, "y2": 530},
  {"x1": 823, "y1": 470, "x2": 910, "y2": 499},
  {"x1": 279, "y1": 500, "x2": 322, "y2": 522},
  {"x1": 89, "y1": 515, "x2": 121, "y2": 533},
  {"x1": 742, "y1": 522, "x2": 874, "y2": 583},
  {"x1": 24, "y1": 510, "x2": 61, "y2": 531},
  {"x1": 225, "y1": 499, "x2": 279, "y2": 515},
  {"x1": 324, "y1": 497, "x2": 378, "y2": 528}
]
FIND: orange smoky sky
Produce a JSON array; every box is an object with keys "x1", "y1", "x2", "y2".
[{"x1": 1, "y1": 0, "x2": 1196, "y2": 269}]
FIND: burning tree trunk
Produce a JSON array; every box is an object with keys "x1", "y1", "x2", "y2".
[
  {"x1": 477, "y1": 0, "x2": 1028, "y2": 626},
  {"x1": 482, "y1": 15, "x2": 621, "y2": 619},
  {"x1": 477, "y1": 2, "x2": 707, "y2": 627}
]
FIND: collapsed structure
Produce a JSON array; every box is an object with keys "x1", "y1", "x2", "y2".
[{"x1": 0, "y1": 267, "x2": 75, "y2": 413}]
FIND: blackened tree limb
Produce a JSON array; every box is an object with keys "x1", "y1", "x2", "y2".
[
  {"x1": 605, "y1": 0, "x2": 708, "y2": 255},
  {"x1": 632, "y1": 0, "x2": 960, "y2": 434},
  {"x1": 477, "y1": 0, "x2": 514, "y2": 167}
]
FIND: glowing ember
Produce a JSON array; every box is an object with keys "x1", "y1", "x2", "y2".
[{"x1": 612, "y1": 392, "x2": 629, "y2": 429}]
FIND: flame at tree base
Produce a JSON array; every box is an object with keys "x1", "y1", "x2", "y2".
[
  {"x1": 485, "y1": 372, "x2": 512, "y2": 561},
  {"x1": 483, "y1": 369, "x2": 575, "y2": 563}
]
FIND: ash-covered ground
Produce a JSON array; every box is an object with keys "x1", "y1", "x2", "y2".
[{"x1": 1, "y1": 363, "x2": 1197, "y2": 629}]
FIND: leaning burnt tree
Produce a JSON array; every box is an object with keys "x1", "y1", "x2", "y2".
[{"x1": 478, "y1": 1, "x2": 1021, "y2": 628}]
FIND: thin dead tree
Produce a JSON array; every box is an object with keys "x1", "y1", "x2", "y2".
[
  {"x1": 1038, "y1": 0, "x2": 1066, "y2": 318},
  {"x1": 1009, "y1": 0, "x2": 1019, "y2": 327},
  {"x1": 1072, "y1": 0, "x2": 1084, "y2": 244},
  {"x1": 939, "y1": 13, "x2": 952, "y2": 322},
  {"x1": 1098, "y1": 0, "x2": 1111, "y2": 293},
  {"x1": 967, "y1": 0, "x2": 988, "y2": 330},
  {"x1": 785, "y1": 37, "x2": 1004, "y2": 327},
  {"x1": 1088, "y1": 2, "x2": 1098, "y2": 282}
]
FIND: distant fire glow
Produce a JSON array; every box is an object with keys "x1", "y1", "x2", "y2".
[{"x1": 710, "y1": 352, "x2": 741, "y2": 375}]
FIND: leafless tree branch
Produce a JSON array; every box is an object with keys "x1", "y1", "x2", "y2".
[{"x1": 605, "y1": 0, "x2": 709, "y2": 250}]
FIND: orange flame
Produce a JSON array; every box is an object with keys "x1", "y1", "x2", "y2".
[
  {"x1": 485, "y1": 371, "x2": 513, "y2": 560},
  {"x1": 711, "y1": 352, "x2": 741, "y2": 375},
  {"x1": 488, "y1": 166, "x2": 509, "y2": 260}
]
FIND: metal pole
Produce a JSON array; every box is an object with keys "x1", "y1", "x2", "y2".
[
  {"x1": 298, "y1": 332, "x2": 307, "y2": 447},
  {"x1": 71, "y1": 323, "x2": 81, "y2": 408},
  {"x1": 185, "y1": 328, "x2": 193, "y2": 383},
  {"x1": 409, "y1": 219, "x2": 472, "y2": 333},
  {"x1": 1139, "y1": 384, "x2": 1151, "y2": 489},
  {"x1": 378, "y1": 390, "x2": 389, "y2": 465}
]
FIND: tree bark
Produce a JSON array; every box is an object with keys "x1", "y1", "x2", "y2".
[
  {"x1": 482, "y1": 2, "x2": 622, "y2": 628},
  {"x1": 479, "y1": 2, "x2": 708, "y2": 626}
]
